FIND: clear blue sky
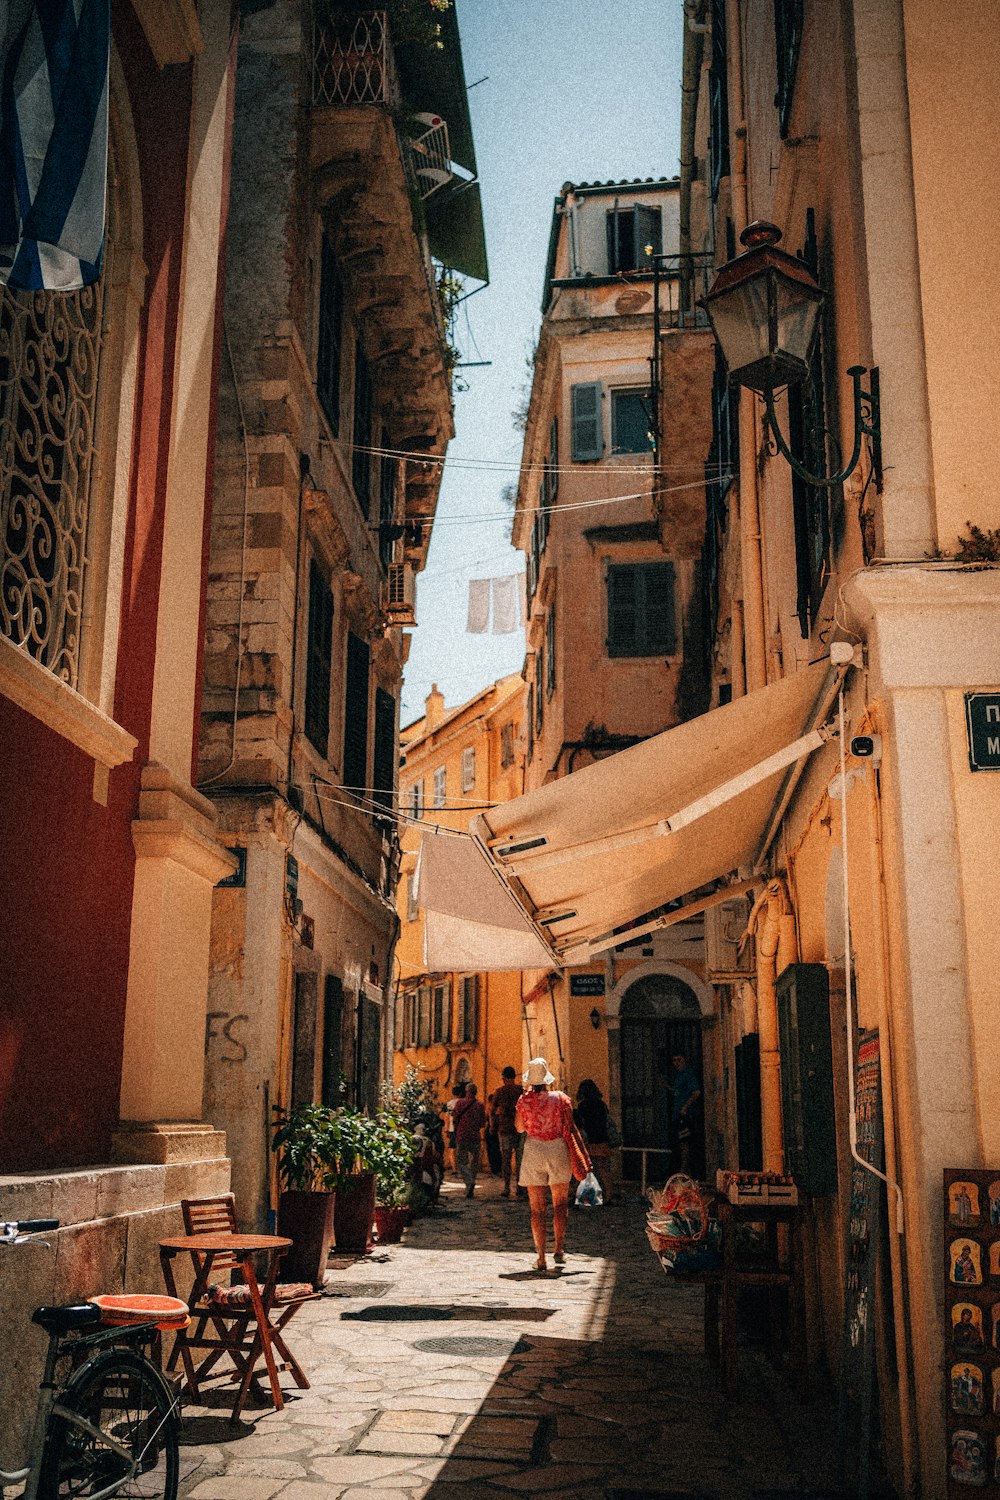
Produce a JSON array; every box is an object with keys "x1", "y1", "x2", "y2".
[{"x1": 401, "y1": 0, "x2": 684, "y2": 725}]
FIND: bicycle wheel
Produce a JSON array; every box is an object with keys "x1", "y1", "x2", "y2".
[{"x1": 38, "y1": 1347, "x2": 179, "y2": 1500}]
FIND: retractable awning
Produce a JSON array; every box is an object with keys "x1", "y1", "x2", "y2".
[{"x1": 416, "y1": 660, "x2": 845, "y2": 971}]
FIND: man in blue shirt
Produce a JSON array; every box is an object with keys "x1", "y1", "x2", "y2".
[{"x1": 670, "y1": 1054, "x2": 701, "y2": 1175}]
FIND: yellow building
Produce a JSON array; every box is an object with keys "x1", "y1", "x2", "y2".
[{"x1": 394, "y1": 676, "x2": 527, "y2": 1100}]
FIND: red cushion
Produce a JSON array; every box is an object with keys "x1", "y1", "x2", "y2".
[{"x1": 207, "y1": 1282, "x2": 314, "y2": 1308}]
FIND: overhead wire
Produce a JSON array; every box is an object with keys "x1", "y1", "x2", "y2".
[
  {"x1": 398, "y1": 475, "x2": 728, "y2": 528},
  {"x1": 344, "y1": 433, "x2": 736, "y2": 477}
]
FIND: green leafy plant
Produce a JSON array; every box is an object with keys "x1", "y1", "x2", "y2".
[
  {"x1": 271, "y1": 1104, "x2": 341, "y2": 1193},
  {"x1": 381, "y1": 1065, "x2": 440, "y2": 1128},
  {"x1": 955, "y1": 523, "x2": 1000, "y2": 563}
]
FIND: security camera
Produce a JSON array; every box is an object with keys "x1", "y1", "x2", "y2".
[{"x1": 850, "y1": 734, "x2": 882, "y2": 764}]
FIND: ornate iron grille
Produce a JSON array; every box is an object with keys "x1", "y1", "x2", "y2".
[
  {"x1": 0, "y1": 282, "x2": 105, "y2": 688},
  {"x1": 312, "y1": 8, "x2": 399, "y2": 108}
]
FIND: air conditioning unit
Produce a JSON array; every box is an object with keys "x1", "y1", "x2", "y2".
[{"x1": 384, "y1": 563, "x2": 416, "y2": 624}]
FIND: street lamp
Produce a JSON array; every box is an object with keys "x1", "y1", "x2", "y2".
[{"x1": 702, "y1": 221, "x2": 881, "y2": 489}]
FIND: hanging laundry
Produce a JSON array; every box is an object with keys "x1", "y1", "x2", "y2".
[
  {"x1": 466, "y1": 577, "x2": 491, "y2": 633},
  {"x1": 491, "y1": 575, "x2": 519, "y2": 634}
]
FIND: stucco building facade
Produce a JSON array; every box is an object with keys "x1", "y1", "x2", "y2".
[
  {"x1": 196, "y1": 0, "x2": 486, "y2": 1229},
  {"x1": 394, "y1": 676, "x2": 526, "y2": 1102}
]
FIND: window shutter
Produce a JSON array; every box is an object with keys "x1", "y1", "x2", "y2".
[
  {"x1": 634, "y1": 205, "x2": 662, "y2": 266},
  {"x1": 321, "y1": 974, "x2": 344, "y2": 1107},
  {"x1": 607, "y1": 562, "x2": 676, "y2": 657},
  {"x1": 535, "y1": 646, "x2": 544, "y2": 734},
  {"x1": 455, "y1": 980, "x2": 466, "y2": 1043},
  {"x1": 317, "y1": 235, "x2": 344, "y2": 436},
  {"x1": 570, "y1": 382, "x2": 602, "y2": 462},
  {"x1": 607, "y1": 564, "x2": 640, "y2": 657},
  {"x1": 305, "y1": 558, "x2": 333, "y2": 754},
  {"x1": 433, "y1": 766, "x2": 446, "y2": 807},
  {"x1": 343, "y1": 631, "x2": 370, "y2": 789},
  {"x1": 546, "y1": 605, "x2": 556, "y2": 697},
  {"x1": 462, "y1": 746, "x2": 475, "y2": 792},
  {"x1": 526, "y1": 682, "x2": 534, "y2": 761},
  {"x1": 538, "y1": 482, "x2": 549, "y2": 551},
  {"x1": 548, "y1": 416, "x2": 559, "y2": 503},
  {"x1": 372, "y1": 687, "x2": 396, "y2": 813},
  {"x1": 643, "y1": 562, "x2": 677, "y2": 654}
]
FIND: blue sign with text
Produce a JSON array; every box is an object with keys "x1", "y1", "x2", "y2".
[{"x1": 965, "y1": 693, "x2": 1000, "y2": 771}]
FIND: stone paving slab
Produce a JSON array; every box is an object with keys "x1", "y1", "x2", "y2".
[{"x1": 177, "y1": 1174, "x2": 850, "y2": 1500}]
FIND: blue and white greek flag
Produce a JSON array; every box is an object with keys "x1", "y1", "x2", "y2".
[{"x1": 0, "y1": 0, "x2": 109, "y2": 290}]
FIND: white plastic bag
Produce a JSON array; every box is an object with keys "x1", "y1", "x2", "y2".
[{"x1": 575, "y1": 1170, "x2": 604, "y2": 1208}]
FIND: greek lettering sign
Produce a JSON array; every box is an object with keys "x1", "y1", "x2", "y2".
[
  {"x1": 569, "y1": 973, "x2": 606, "y2": 997},
  {"x1": 965, "y1": 692, "x2": 1000, "y2": 771}
]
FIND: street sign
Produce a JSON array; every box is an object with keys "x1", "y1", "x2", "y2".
[
  {"x1": 965, "y1": 692, "x2": 1000, "y2": 771},
  {"x1": 569, "y1": 973, "x2": 605, "y2": 997}
]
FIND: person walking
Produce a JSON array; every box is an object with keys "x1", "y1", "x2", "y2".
[
  {"x1": 574, "y1": 1078, "x2": 613, "y2": 1205},
  {"x1": 453, "y1": 1082, "x2": 487, "y2": 1198},
  {"x1": 516, "y1": 1058, "x2": 583, "y2": 1271},
  {"x1": 669, "y1": 1053, "x2": 702, "y2": 1175},
  {"x1": 490, "y1": 1065, "x2": 524, "y2": 1198},
  {"x1": 444, "y1": 1081, "x2": 466, "y2": 1174}
]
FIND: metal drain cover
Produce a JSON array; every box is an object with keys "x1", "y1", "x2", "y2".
[
  {"x1": 411, "y1": 1335, "x2": 525, "y2": 1356},
  {"x1": 322, "y1": 1281, "x2": 393, "y2": 1298}
]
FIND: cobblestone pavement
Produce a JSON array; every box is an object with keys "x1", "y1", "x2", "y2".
[{"x1": 177, "y1": 1174, "x2": 846, "y2": 1500}]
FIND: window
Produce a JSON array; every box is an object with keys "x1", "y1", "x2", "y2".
[
  {"x1": 372, "y1": 686, "x2": 396, "y2": 815},
  {"x1": 406, "y1": 873, "x2": 418, "y2": 923},
  {"x1": 304, "y1": 558, "x2": 334, "y2": 754},
  {"x1": 607, "y1": 562, "x2": 676, "y2": 657},
  {"x1": 409, "y1": 780, "x2": 424, "y2": 819},
  {"x1": 789, "y1": 211, "x2": 830, "y2": 637},
  {"x1": 351, "y1": 339, "x2": 373, "y2": 516},
  {"x1": 378, "y1": 428, "x2": 396, "y2": 571},
  {"x1": 417, "y1": 985, "x2": 431, "y2": 1047},
  {"x1": 606, "y1": 204, "x2": 662, "y2": 274},
  {"x1": 709, "y1": 0, "x2": 730, "y2": 198},
  {"x1": 456, "y1": 975, "x2": 479, "y2": 1044},
  {"x1": 538, "y1": 484, "x2": 550, "y2": 553},
  {"x1": 535, "y1": 647, "x2": 544, "y2": 735},
  {"x1": 526, "y1": 682, "x2": 534, "y2": 762},
  {"x1": 705, "y1": 346, "x2": 738, "y2": 640},
  {"x1": 570, "y1": 382, "x2": 603, "y2": 462},
  {"x1": 546, "y1": 416, "x2": 559, "y2": 504},
  {"x1": 433, "y1": 766, "x2": 446, "y2": 807},
  {"x1": 527, "y1": 515, "x2": 540, "y2": 605},
  {"x1": 774, "y1": 0, "x2": 804, "y2": 138},
  {"x1": 546, "y1": 606, "x2": 556, "y2": 698},
  {"x1": 317, "y1": 233, "x2": 344, "y2": 434},
  {"x1": 461, "y1": 746, "x2": 475, "y2": 792},
  {"x1": 500, "y1": 721, "x2": 515, "y2": 768},
  {"x1": 343, "y1": 631, "x2": 370, "y2": 790},
  {"x1": 432, "y1": 981, "x2": 450, "y2": 1042},
  {"x1": 611, "y1": 389, "x2": 653, "y2": 454}
]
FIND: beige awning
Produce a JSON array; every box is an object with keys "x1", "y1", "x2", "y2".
[
  {"x1": 417, "y1": 660, "x2": 843, "y2": 971},
  {"x1": 414, "y1": 829, "x2": 554, "y2": 972}
]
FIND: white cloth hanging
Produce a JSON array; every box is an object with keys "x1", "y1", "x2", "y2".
[
  {"x1": 491, "y1": 575, "x2": 519, "y2": 634},
  {"x1": 466, "y1": 577, "x2": 491, "y2": 633}
]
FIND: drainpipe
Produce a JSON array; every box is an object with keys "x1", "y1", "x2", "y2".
[{"x1": 747, "y1": 877, "x2": 796, "y2": 1170}]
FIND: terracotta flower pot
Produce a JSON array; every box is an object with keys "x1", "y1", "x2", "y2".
[
  {"x1": 333, "y1": 1171, "x2": 377, "y2": 1252},
  {"x1": 373, "y1": 1205, "x2": 410, "y2": 1244},
  {"x1": 276, "y1": 1190, "x2": 336, "y2": 1289}
]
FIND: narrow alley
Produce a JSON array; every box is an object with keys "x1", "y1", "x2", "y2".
[{"x1": 177, "y1": 1179, "x2": 843, "y2": 1500}]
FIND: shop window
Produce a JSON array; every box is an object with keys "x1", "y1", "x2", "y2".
[
  {"x1": 570, "y1": 381, "x2": 603, "y2": 462},
  {"x1": 461, "y1": 746, "x2": 475, "y2": 792},
  {"x1": 304, "y1": 557, "x2": 333, "y2": 755},
  {"x1": 607, "y1": 562, "x2": 676, "y2": 658},
  {"x1": 433, "y1": 765, "x2": 446, "y2": 807}
]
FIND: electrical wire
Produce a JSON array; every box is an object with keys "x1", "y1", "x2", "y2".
[
  {"x1": 343, "y1": 433, "x2": 737, "y2": 477},
  {"x1": 376, "y1": 475, "x2": 728, "y2": 530},
  {"x1": 311, "y1": 782, "x2": 473, "y2": 839}
]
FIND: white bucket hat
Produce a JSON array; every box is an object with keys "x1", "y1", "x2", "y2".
[{"x1": 523, "y1": 1057, "x2": 555, "y2": 1087}]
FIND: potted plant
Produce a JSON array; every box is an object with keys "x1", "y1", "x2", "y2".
[
  {"x1": 271, "y1": 1104, "x2": 340, "y2": 1288},
  {"x1": 371, "y1": 1110, "x2": 421, "y2": 1243},
  {"x1": 321, "y1": 1106, "x2": 380, "y2": 1253}
]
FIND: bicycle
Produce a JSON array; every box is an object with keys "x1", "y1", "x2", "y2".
[{"x1": 1, "y1": 1220, "x2": 182, "y2": 1500}]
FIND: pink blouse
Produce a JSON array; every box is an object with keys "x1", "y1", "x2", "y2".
[{"x1": 515, "y1": 1089, "x2": 572, "y2": 1142}]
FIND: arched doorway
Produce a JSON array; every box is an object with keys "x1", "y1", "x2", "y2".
[{"x1": 619, "y1": 974, "x2": 705, "y2": 1179}]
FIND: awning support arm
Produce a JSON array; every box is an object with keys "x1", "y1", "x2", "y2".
[{"x1": 559, "y1": 877, "x2": 760, "y2": 965}]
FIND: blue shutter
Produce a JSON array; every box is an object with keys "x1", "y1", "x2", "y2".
[
  {"x1": 343, "y1": 632, "x2": 370, "y2": 789},
  {"x1": 571, "y1": 382, "x2": 602, "y2": 462}
]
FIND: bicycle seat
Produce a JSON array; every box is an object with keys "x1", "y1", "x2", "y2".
[{"x1": 32, "y1": 1303, "x2": 103, "y2": 1334}]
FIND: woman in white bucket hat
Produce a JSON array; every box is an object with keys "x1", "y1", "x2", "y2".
[{"x1": 515, "y1": 1058, "x2": 577, "y2": 1271}]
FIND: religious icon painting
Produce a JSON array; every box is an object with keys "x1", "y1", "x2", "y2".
[
  {"x1": 989, "y1": 1241, "x2": 1000, "y2": 1281},
  {"x1": 952, "y1": 1363, "x2": 985, "y2": 1416},
  {"x1": 950, "y1": 1429, "x2": 987, "y2": 1487},
  {"x1": 989, "y1": 1181, "x2": 1000, "y2": 1228},
  {"x1": 950, "y1": 1181, "x2": 982, "y2": 1227},
  {"x1": 992, "y1": 1303, "x2": 1000, "y2": 1350},
  {"x1": 992, "y1": 1367, "x2": 1000, "y2": 1416},
  {"x1": 951, "y1": 1239, "x2": 984, "y2": 1286},
  {"x1": 953, "y1": 1303, "x2": 986, "y2": 1352}
]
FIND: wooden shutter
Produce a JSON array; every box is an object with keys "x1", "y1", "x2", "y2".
[
  {"x1": 322, "y1": 974, "x2": 344, "y2": 1106},
  {"x1": 378, "y1": 426, "x2": 396, "y2": 570},
  {"x1": 343, "y1": 631, "x2": 370, "y2": 789},
  {"x1": 546, "y1": 605, "x2": 556, "y2": 697},
  {"x1": 317, "y1": 234, "x2": 343, "y2": 436},
  {"x1": 570, "y1": 382, "x2": 602, "y2": 461},
  {"x1": 634, "y1": 205, "x2": 662, "y2": 265},
  {"x1": 548, "y1": 416, "x2": 559, "y2": 503},
  {"x1": 461, "y1": 746, "x2": 475, "y2": 791},
  {"x1": 607, "y1": 562, "x2": 676, "y2": 657},
  {"x1": 372, "y1": 686, "x2": 397, "y2": 813},
  {"x1": 352, "y1": 341, "x2": 373, "y2": 516},
  {"x1": 526, "y1": 682, "x2": 534, "y2": 761},
  {"x1": 535, "y1": 646, "x2": 544, "y2": 733},
  {"x1": 305, "y1": 557, "x2": 333, "y2": 754},
  {"x1": 432, "y1": 984, "x2": 444, "y2": 1041}
]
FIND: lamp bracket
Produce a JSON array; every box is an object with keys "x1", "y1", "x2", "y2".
[{"x1": 761, "y1": 365, "x2": 881, "y2": 490}]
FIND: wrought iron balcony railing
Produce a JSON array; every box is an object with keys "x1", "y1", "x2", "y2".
[{"x1": 312, "y1": 7, "x2": 400, "y2": 108}]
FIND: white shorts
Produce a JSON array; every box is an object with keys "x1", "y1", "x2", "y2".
[{"x1": 519, "y1": 1135, "x2": 571, "y2": 1187}]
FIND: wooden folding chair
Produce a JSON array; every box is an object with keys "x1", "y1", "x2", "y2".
[{"x1": 165, "y1": 1194, "x2": 319, "y2": 1413}]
